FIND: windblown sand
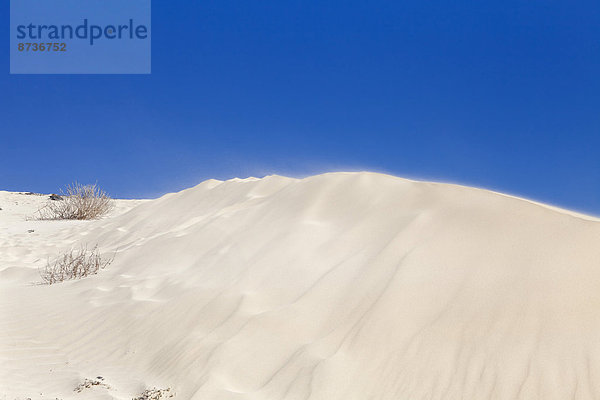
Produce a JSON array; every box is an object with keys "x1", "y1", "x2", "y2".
[{"x1": 1, "y1": 172, "x2": 600, "y2": 400}]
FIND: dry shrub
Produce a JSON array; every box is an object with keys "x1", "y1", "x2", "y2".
[
  {"x1": 40, "y1": 245, "x2": 113, "y2": 285},
  {"x1": 38, "y1": 182, "x2": 114, "y2": 220}
]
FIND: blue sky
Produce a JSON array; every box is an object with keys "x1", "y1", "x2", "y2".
[{"x1": 1, "y1": 0, "x2": 599, "y2": 214}]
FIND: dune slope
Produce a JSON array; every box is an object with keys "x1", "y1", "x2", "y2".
[{"x1": 2, "y1": 172, "x2": 600, "y2": 400}]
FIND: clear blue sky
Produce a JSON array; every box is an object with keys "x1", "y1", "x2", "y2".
[{"x1": 1, "y1": 0, "x2": 599, "y2": 214}]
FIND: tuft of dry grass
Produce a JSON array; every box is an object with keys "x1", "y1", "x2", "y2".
[
  {"x1": 37, "y1": 182, "x2": 114, "y2": 220},
  {"x1": 40, "y1": 245, "x2": 114, "y2": 285}
]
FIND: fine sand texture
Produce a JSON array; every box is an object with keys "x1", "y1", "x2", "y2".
[{"x1": 1, "y1": 172, "x2": 600, "y2": 400}]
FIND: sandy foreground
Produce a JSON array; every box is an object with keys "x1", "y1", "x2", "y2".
[{"x1": 1, "y1": 172, "x2": 600, "y2": 400}]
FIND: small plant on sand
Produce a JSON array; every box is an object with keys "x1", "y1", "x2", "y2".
[
  {"x1": 133, "y1": 387, "x2": 174, "y2": 400},
  {"x1": 74, "y1": 377, "x2": 111, "y2": 393},
  {"x1": 38, "y1": 182, "x2": 113, "y2": 220},
  {"x1": 40, "y1": 245, "x2": 114, "y2": 285}
]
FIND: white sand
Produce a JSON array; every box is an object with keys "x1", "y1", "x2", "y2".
[{"x1": 1, "y1": 172, "x2": 600, "y2": 400}]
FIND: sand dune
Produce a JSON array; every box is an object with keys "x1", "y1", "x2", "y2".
[{"x1": 2, "y1": 172, "x2": 600, "y2": 400}]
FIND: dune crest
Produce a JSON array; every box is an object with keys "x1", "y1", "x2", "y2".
[{"x1": 2, "y1": 172, "x2": 600, "y2": 400}]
